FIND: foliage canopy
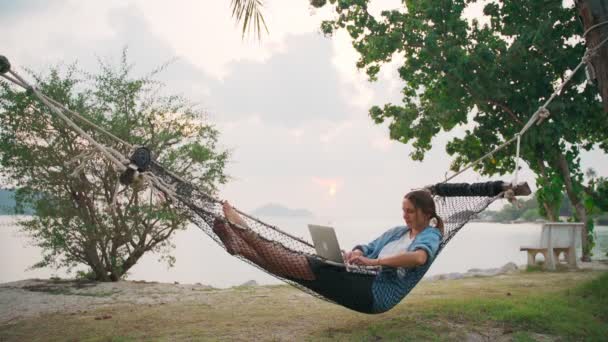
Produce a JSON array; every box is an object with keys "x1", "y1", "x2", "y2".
[{"x1": 313, "y1": 0, "x2": 608, "y2": 258}]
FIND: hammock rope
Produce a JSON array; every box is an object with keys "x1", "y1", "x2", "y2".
[{"x1": 583, "y1": 20, "x2": 608, "y2": 38}]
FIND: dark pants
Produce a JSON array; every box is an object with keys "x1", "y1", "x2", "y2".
[{"x1": 290, "y1": 256, "x2": 376, "y2": 314}]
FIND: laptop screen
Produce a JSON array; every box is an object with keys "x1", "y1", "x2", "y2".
[{"x1": 308, "y1": 224, "x2": 343, "y2": 263}]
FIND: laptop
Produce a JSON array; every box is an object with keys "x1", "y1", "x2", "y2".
[
  {"x1": 308, "y1": 224, "x2": 381, "y2": 274},
  {"x1": 308, "y1": 224, "x2": 344, "y2": 264}
]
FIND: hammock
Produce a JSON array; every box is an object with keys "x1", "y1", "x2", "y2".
[
  {"x1": 0, "y1": 55, "x2": 536, "y2": 314},
  {"x1": 120, "y1": 147, "x2": 531, "y2": 313}
]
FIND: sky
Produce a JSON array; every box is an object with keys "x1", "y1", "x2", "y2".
[{"x1": 1, "y1": 0, "x2": 607, "y2": 224}]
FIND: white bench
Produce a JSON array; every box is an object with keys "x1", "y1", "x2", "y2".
[{"x1": 520, "y1": 222, "x2": 583, "y2": 270}]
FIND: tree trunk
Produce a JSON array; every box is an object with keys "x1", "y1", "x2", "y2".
[
  {"x1": 576, "y1": 0, "x2": 608, "y2": 112},
  {"x1": 555, "y1": 152, "x2": 591, "y2": 261},
  {"x1": 117, "y1": 248, "x2": 146, "y2": 279},
  {"x1": 536, "y1": 160, "x2": 559, "y2": 221},
  {"x1": 84, "y1": 242, "x2": 110, "y2": 281},
  {"x1": 542, "y1": 201, "x2": 558, "y2": 221}
]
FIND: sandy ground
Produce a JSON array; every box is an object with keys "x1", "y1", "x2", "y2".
[
  {"x1": 0, "y1": 279, "x2": 223, "y2": 324},
  {"x1": 1, "y1": 261, "x2": 606, "y2": 325}
]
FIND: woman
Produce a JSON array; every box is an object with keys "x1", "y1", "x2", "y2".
[{"x1": 213, "y1": 190, "x2": 443, "y2": 314}]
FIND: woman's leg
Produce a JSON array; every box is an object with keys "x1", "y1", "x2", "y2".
[
  {"x1": 230, "y1": 224, "x2": 315, "y2": 280},
  {"x1": 215, "y1": 201, "x2": 315, "y2": 281},
  {"x1": 212, "y1": 218, "x2": 266, "y2": 266}
]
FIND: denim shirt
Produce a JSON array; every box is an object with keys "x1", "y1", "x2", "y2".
[
  {"x1": 355, "y1": 225, "x2": 442, "y2": 313},
  {"x1": 354, "y1": 225, "x2": 441, "y2": 263}
]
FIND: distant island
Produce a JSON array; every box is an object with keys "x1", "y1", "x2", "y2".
[
  {"x1": 476, "y1": 194, "x2": 608, "y2": 225},
  {"x1": 0, "y1": 189, "x2": 17, "y2": 215},
  {"x1": 251, "y1": 203, "x2": 314, "y2": 218},
  {"x1": 0, "y1": 189, "x2": 35, "y2": 215}
]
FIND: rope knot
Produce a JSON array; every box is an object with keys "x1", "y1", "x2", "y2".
[
  {"x1": 0, "y1": 56, "x2": 10, "y2": 74},
  {"x1": 504, "y1": 189, "x2": 522, "y2": 208},
  {"x1": 582, "y1": 52, "x2": 593, "y2": 64},
  {"x1": 536, "y1": 107, "x2": 550, "y2": 125}
]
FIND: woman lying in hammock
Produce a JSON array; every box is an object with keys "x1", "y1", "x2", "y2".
[{"x1": 212, "y1": 190, "x2": 443, "y2": 314}]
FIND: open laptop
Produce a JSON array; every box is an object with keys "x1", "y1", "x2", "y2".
[
  {"x1": 308, "y1": 224, "x2": 344, "y2": 264},
  {"x1": 308, "y1": 224, "x2": 381, "y2": 274}
]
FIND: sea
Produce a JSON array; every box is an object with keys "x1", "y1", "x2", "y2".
[{"x1": 1, "y1": 215, "x2": 606, "y2": 288}]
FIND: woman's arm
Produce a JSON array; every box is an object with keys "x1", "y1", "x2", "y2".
[
  {"x1": 351, "y1": 228, "x2": 442, "y2": 267},
  {"x1": 350, "y1": 250, "x2": 427, "y2": 267},
  {"x1": 376, "y1": 250, "x2": 427, "y2": 267}
]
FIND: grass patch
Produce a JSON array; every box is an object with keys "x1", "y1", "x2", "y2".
[
  {"x1": 231, "y1": 285, "x2": 258, "y2": 292},
  {"x1": 71, "y1": 291, "x2": 118, "y2": 298},
  {"x1": 409, "y1": 272, "x2": 608, "y2": 341},
  {"x1": 511, "y1": 332, "x2": 538, "y2": 342},
  {"x1": 525, "y1": 264, "x2": 544, "y2": 272},
  {"x1": 1, "y1": 271, "x2": 606, "y2": 341},
  {"x1": 22, "y1": 286, "x2": 118, "y2": 298},
  {"x1": 313, "y1": 316, "x2": 460, "y2": 341}
]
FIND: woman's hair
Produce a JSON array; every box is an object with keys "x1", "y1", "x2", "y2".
[{"x1": 404, "y1": 190, "x2": 444, "y2": 235}]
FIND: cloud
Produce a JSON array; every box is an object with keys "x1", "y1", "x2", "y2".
[
  {"x1": 132, "y1": 0, "x2": 336, "y2": 79},
  {"x1": 2, "y1": 2, "x2": 361, "y2": 129},
  {"x1": 1, "y1": 2, "x2": 216, "y2": 108},
  {"x1": 205, "y1": 34, "x2": 359, "y2": 126}
]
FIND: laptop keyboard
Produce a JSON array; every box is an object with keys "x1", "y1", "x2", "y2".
[{"x1": 345, "y1": 264, "x2": 381, "y2": 275}]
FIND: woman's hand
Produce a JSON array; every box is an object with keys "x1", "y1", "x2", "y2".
[
  {"x1": 349, "y1": 255, "x2": 381, "y2": 267},
  {"x1": 342, "y1": 249, "x2": 363, "y2": 264}
]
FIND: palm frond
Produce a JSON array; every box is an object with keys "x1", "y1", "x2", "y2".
[{"x1": 230, "y1": 0, "x2": 269, "y2": 40}]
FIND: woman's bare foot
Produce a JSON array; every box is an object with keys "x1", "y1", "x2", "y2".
[{"x1": 221, "y1": 201, "x2": 249, "y2": 228}]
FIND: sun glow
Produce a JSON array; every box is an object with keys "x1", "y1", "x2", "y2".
[
  {"x1": 312, "y1": 177, "x2": 343, "y2": 198},
  {"x1": 328, "y1": 184, "x2": 337, "y2": 197}
]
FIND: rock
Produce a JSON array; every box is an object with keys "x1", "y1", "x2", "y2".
[
  {"x1": 499, "y1": 262, "x2": 519, "y2": 273},
  {"x1": 424, "y1": 275, "x2": 439, "y2": 282},
  {"x1": 439, "y1": 273, "x2": 465, "y2": 280},
  {"x1": 465, "y1": 332, "x2": 485, "y2": 342},
  {"x1": 239, "y1": 280, "x2": 258, "y2": 287}
]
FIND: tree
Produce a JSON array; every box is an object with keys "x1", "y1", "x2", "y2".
[
  {"x1": 314, "y1": 0, "x2": 608, "y2": 260},
  {"x1": 584, "y1": 176, "x2": 608, "y2": 213},
  {"x1": 0, "y1": 52, "x2": 228, "y2": 281},
  {"x1": 230, "y1": 0, "x2": 269, "y2": 40},
  {"x1": 575, "y1": 0, "x2": 608, "y2": 112}
]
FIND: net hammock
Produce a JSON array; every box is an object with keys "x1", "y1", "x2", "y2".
[
  {"x1": 1, "y1": 55, "x2": 532, "y2": 314},
  {"x1": 147, "y1": 153, "x2": 525, "y2": 295},
  {"x1": 146, "y1": 163, "x2": 526, "y2": 312}
]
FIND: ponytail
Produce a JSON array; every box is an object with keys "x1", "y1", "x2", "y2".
[{"x1": 430, "y1": 213, "x2": 444, "y2": 236}]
